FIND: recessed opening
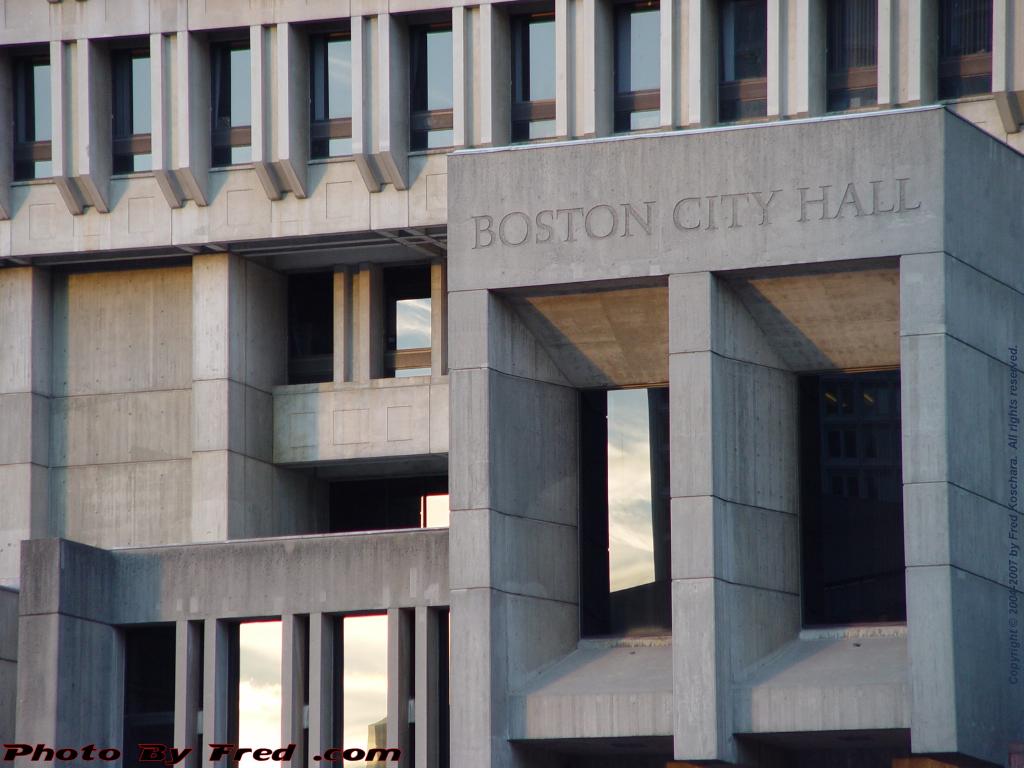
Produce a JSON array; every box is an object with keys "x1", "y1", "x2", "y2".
[
  {"x1": 384, "y1": 265, "x2": 432, "y2": 379},
  {"x1": 122, "y1": 625, "x2": 176, "y2": 768},
  {"x1": 288, "y1": 272, "x2": 334, "y2": 384},
  {"x1": 329, "y1": 475, "x2": 449, "y2": 532}
]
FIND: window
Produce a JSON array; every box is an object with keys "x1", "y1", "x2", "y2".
[
  {"x1": 13, "y1": 55, "x2": 52, "y2": 180},
  {"x1": 799, "y1": 370, "x2": 905, "y2": 626},
  {"x1": 826, "y1": 0, "x2": 877, "y2": 111},
  {"x1": 614, "y1": 1, "x2": 661, "y2": 132},
  {"x1": 384, "y1": 265, "x2": 432, "y2": 378},
  {"x1": 288, "y1": 272, "x2": 334, "y2": 385},
  {"x1": 122, "y1": 625, "x2": 175, "y2": 768},
  {"x1": 234, "y1": 621, "x2": 283, "y2": 768},
  {"x1": 341, "y1": 614, "x2": 389, "y2": 763},
  {"x1": 211, "y1": 41, "x2": 252, "y2": 166},
  {"x1": 718, "y1": 0, "x2": 767, "y2": 122},
  {"x1": 580, "y1": 388, "x2": 671, "y2": 637},
  {"x1": 310, "y1": 32, "x2": 353, "y2": 158},
  {"x1": 329, "y1": 475, "x2": 449, "y2": 532},
  {"x1": 112, "y1": 48, "x2": 153, "y2": 173},
  {"x1": 511, "y1": 11, "x2": 556, "y2": 142},
  {"x1": 938, "y1": 0, "x2": 992, "y2": 99},
  {"x1": 409, "y1": 23, "x2": 454, "y2": 150}
]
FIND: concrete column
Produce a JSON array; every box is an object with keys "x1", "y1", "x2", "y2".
[
  {"x1": 0, "y1": 51, "x2": 12, "y2": 220},
  {"x1": 151, "y1": 32, "x2": 184, "y2": 209},
  {"x1": 251, "y1": 25, "x2": 283, "y2": 201},
  {"x1": 905, "y1": 0, "x2": 938, "y2": 105},
  {"x1": 376, "y1": 13, "x2": 410, "y2": 191},
  {"x1": 480, "y1": 5, "x2": 511, "y2": 148},
  {"x1": 555, "y1": 0, "x2": 575, "y2": 138},
  {"x1": 580, "y1": 0, "x2": 613, "y2": 137},
  {"x1": 430, "y1": 261, "x2": 447, "y2": 378},
  {"x1": 75, "y1": 38, "x2": 111, "y2": 213},
  {"x1": 794, "y1": 0, "x2": 825, "y2": 116},
  {"x1": 0, "y1": 268, "x2": 51, "y2": 589},
  {"x1": 282, "y1": 615, "x2": 308, "y2": 768},
  {"x1": 448, "y1": 289, "x2": 578, "y2": 768},
  {"x1": 386, "y1": 609, "x2": 413, "y2": 767},
  {"x1": 352, "y1": 16, "x2": 384, "y2": 193},
  {"x1": 414, "y1": 606, "x2": 439, "y2": 768},
  {"x1": 453, "y1": 6, "x2": 471, "y2": 148},
  {"x1": 276, "y1": 22, "x2": 311, "y2": 198},
  {"x1": 50, "y1": 40, "x2": 86, "y2": 216},
  {"x1": 173, "y1": 620, "x2": 203, "y2": 768},
  {"x1": 900, "y1": 252, "x2": 1024, "y2": 765},
  {"x1": 333, "y1": 267, "x2": 354, "y2": 384},
  {"x1": 669, "y1": 272, "x2": 799, "y2": 765},
  {"x1": 661, "y1": 0, "x2": 685, "y2": 128},
  {"x1": 307, "y1": 613, "x2": 336, "y2": 768},
  {"x1": 353, "y1": 263, "x2": 383, "y2": 383},
  {"x1": 686, "y1": 0, "x2": 718, "y2": 126},
  {"x1": 202, "y1": 620, "x2": 232, "y2": 749},
  {"x1": 767, "y1": 0, "x2": 785, "y2": 117},
  {"x1": 175, "y1": 31, "x2": 211, "y2": 206},
  {"x1": 877, "y1": 0, "x2": 897, "y2": 106}
]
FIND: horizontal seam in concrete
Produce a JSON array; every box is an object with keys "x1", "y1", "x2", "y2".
[
  {"x1": 670, "y1": 575, "x2": 798, "y2": 597},
  {"x1": 192, "y1": 377, "x2": 275, "y2": 396},
  {"x1": 49, "y1": 457, "x2": 192, "y2": 469},
  {"x1": 486, "y1": 506, "x2": 577, "y2": 531},
  {"x1": 49, "y1": 387, "x2": 192, "y2": 400},
  {"x1": 0, "y1": 390, "x2": 50, "y2": 397},
  {"x1": 449, "y1": 365, "x2": 575, "y2": 390},
  {"x1": 900, "y1": 329, "x2": 1017, "y2": 370},
  {"x1": 671, "y1": 493, "x2": 796, "y2": 517},
  {"x1": 0, "y1": 655, "x2": 17, "y2": 664},
  {"x1": 904, "y1": 478, "x2": 1017, "y2": 515},
  {"x1": 669, "y1": 348, "x2": 791, "y2": 374},
  {"x1": 0, "y1": 460, "x2": 50, "y2": 469},
  {"x1": 18, "y1": 609, "x2": 111, "y2": 627},
  {"x1": 905, "y1": 561, "x2": 1022, "y2": 594},
  {"x1": 448, "y1": 585, "x2": 578, "y2": 607},
  {"x1": 947, "y1": 250, "x2": 1024, "y2": 300}
]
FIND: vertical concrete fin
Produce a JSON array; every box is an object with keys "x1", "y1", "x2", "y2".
[
  {"x1": 275, "y1": 22, "x2": 310, "y2": 198},
  {"x1": 351, "y1": 15, "x2": 384, "y2": 193},
  {"x1": 75, "y1": 38, "x2": 111, "y2": 214}
]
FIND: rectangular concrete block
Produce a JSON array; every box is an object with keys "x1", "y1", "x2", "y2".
[{"x1": 0, "y1": 392, "x2": 49, "y2": 466}]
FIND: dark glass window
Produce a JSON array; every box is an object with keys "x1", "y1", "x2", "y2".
[
  {"x1": 800, "y1": 370, "x2": 905, "y2": 626},
  {"x1": 310, "y1": 32, "x2": 353, "y2": 158},
  {"x1": 718, "y1": 0, "x2": 767, "y2": 121},
  {"x1": 123, "y1": 625, "x2": 175, "y2": 768},
  {"x1": 329, "y1": 475, "x2": 449, "y2": 532},
  {"x1": 410, "y1": 23, "x2": 454, "y2": 150},
  {"x1": 580, "y1": 388, "x2": 671, "y2": 637},
  {"x1": 511, "y1": 11, "x2": 556, "y2": 142},
  {"x1": 288, "y1": 272, "x2": 334, "y2": 385},
  {"x1": 384, "y1": 265, "x2": 432, "y2": 378},
  {"x1": 211, "y1": 41, "x2": 252, "y2": 166},
  {"x1": 13, "y1": 55, "x2": 52, "y2": 181},
  {"x1": 112, "y1": 49, "x2": 153, "y2": 174},
  {"x1": 614, "y1": 1, "x2": 661, "y2": 132},
  {"x1": 826, "y1": 0, "x2": 877, "y2": 111},
  {"x1": 938, "y1": 0, "x2": 992, "y2": 99}
]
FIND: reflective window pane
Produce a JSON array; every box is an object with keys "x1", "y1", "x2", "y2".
[
  {"x1": 626, "y1": 8, "x2": 659, "y2": 92},
  {"x1": 327, "y1": 38, "x2": 352, "y2": 120},
  {"x1": 238, "y1": 621, "x2": 282, "y2": 768},
  {"x1": 528, "y1": 19, "x2": 556, "y2": 101},
  {"x1": 13, "y1": 58, "x2": 52, "y2": 181},
  {"x1": 410, "y1": 24, "x2": 454, "y2": 150},
  {"x1": 720, "y1": 0, "x2": 767, "y2": 82},
  {"x1": 396, "y1": 298, "x2": 432, "y2": 351},
  {"x1": 342, "y1": 614, "x2": 389, "y2": 766},
  {"x1": 425, "y1": 29, "x2": 453, "y2": 110},
  {"x1": 230, "y1": 48, "x2": 251, "y2": 127},
  {"x1": 32, "y1": 63, "x2": 51, "y2": 141},
  {"x1": 131, "y1": 56, "x2": 152, "y2": 134}
]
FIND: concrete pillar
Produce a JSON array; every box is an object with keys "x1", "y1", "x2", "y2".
[
  {"x1": 276, "y1": 22, "x2": 311, "y2": 197},
  {"x1": 448, "y1": 290, "x2": 578, "y2": 768},
  {"x1": 353, "y1": 263, "x2": 383, "y2": 383},
  {"x1": 251, "y1": 24, "x2": 283, "y2": 201},
  {"x1": 173, "y1": 620, "x2": 203, "y2": 768},
  {"x1": 386, "y1": 609, "x2": 413, "y2": 767},
  {"x1": 50, "y1": 40, "x2": 86, "y2": 216},
  {"x1": 333, "y1": 267, "x2": 354, "y2": 384},
  {"x1": 307, "y1": 613, "x2": 336, "y2": 768},
  {"x1": 282, "y1": 615, "x2": 308, "y2": 768},
  {"x1": 555, "y1": 0, "x2": 575, "y2": 137},
  {"x1": 376, "y1": 13, "x2": 410, "y2": 190},
  {"x1": 0, "y1": 268, "x2": 51, "y2": 589},
  {"x1": 151, "y1": 32, "x2": 185, "y2": 209},
  {"x1": 767, "y1": 0, "x2": 785, "y2": 117},
  {"x1": 900, "y1": 252, "x2": 1024, "y2": 765},
  {"x1": 75, "y1": 38, "x2": 111, "y2": 213},
  {"x1": 352, "y1": 15, "x2": 385, "y2": 193},
  {"x1": 0, "y1": 51, "x2": 11, "y2": 220},
  {"x1": 661, "y1": 0, "x2": 685, "y2": 128},
  {"x1": 202, "y1": 620, "x2": 232, "y2": 749},
  {"x1": 794, "y1": 0, "x2": 825, "y2": 117},
  {"x1": 669, "y1": 272, "x2": 799, "y2": 764},
  {"x1": 480, "y1": 4, "x2": 511, "y2": 148},
  {"x1": 686, "y1": 0, "x2": 718, "y2": 126},
  {"x1": 175, "y1": 31, "x2": 211, "y2": 206},
  {"x1": 905, "y1": 0, "x2": 938, "y2": 105},
  {"x1": 878, "y1": 0, "x2": 897, "y2": 106},
  {"x1": 453, "y1": 6, "x2": 471, "y2": 148},
  {"x1": 430, "y1": 261, "x2": 447, "y2": 378},
  {"x1": 414, "y1": 606, "x2": 440, "y2": 768},
  {"x1": 580, "y1": 0, "x2": 613, "y2": 137}
]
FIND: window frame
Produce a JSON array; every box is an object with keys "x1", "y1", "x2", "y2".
[
  {"x1": 613, "y1": 0, "x2": 662, "y2": 133},
  {"x1": 383, "y1": 264, "x2": 433, "y2": 378},
  {"x1": 12, "y1": 53, "x2": 53, "y2": 182},
  {"x1": 408, "y1": 21, "x2": 455, "y2": 152},
  {"x1": 717, "y1": 0, "x2": 768, "y2": 123},
  {"x1": 937, "y1": 0, "x2": 993, "y2": 100},
  {"x1": 309, "y1": 29, "x2": 354, "y2": 159},
  {"x1": 824, "y1": 0, "x2": 878, "y2": 112},
  {"x1": 210, "y1": 38, "x2": 253, "y2": 167},
  {"x1": 510, "y1": 9, "x2": 557, "y2": 142},
  {"x1": 111, "y1": 46, "x2": 154, "y2": 175}
]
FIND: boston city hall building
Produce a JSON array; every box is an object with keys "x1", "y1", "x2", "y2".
[{"x1": 1, "y1": 0, "x2": 1024, "y2": 767}]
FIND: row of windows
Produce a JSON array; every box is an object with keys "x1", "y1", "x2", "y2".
[{"x1": 9, "y1": 0, "x2": 996, "y2": 181}]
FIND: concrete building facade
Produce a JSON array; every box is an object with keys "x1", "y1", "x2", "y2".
[{"x1": 1, "y1": 1, "x2": 1023, "y2": 767}]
